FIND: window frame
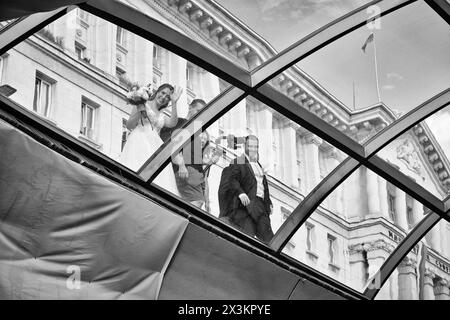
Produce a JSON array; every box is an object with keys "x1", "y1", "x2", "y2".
[
  {"x1": 80, "y1": 97, "x2": 99, "y2": 141},
  {"x1": 33, "y1": 71, "x2": 54, "y2": 118}
]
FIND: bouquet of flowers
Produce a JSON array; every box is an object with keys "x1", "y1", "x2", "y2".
[
  {"x1": 126, "y1": 84, "x2": 153, "y2": 125},
  {"x1": 126, "y1": 84, "x2": 152, "y2": 106}
]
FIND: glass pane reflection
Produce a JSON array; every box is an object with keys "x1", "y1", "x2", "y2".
[
  {"x1": 153, "y1": 98, "x2": 344, "y2": 244},
  {"x1": 377, "y1": 220, "x2": 450, "y2": 300},
  {"x1": 269, "y1": 1, "x2": 450, "y2": 143},
  {"x1": 282, "y1": 166, "x2": 430, "y2": 292},
  {"x1": 377, "y1": 104, "x2": 450, "y2": 199},
  {"x1": 1, "y1": 8, "x2": 229, "y2": 172}
]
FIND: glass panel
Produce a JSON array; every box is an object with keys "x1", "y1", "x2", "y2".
[
  {"x1": 377, "y1": 104, "x2": 450, "y2": 199},
  {"x1": 215, "y1": 0, "x2": 371, "y2": 59},
  {"x1": 283, "y1": 166, "x2": 431, "y2": 292},
  {"x1": 130, "y1": 0, "x2": 275, "y2": 70},
  {"x1": 268, "y1": 1, "x2": 450, "y2": 143},
  {"x1": 152, "y1": 97, "x2": 345, "y2": 244},
  {"x1": 378, "y1": 219, "x2": 450, "y2": 300},
  {"x1": 3, "y1": 8, "x2": 230, "y2": 172}
]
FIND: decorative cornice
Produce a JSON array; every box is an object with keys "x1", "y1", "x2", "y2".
[
  {"x1": 348, "y1": 239, "x2": 396, "y2": 255},
  {"x1": 413, "y1": 122, "x2": 450, "y2": 194},
  {"x1": 303, "y1": 133, "x2": 323, "y2": 146}
]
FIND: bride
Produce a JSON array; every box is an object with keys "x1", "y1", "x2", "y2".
[{"x1": 119, "y1": 83, "x2": 182, "y2": 196}]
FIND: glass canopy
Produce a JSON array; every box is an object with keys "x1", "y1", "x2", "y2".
[{"x1": 0, "y1": 0, "x2": 448, "y2": 300}]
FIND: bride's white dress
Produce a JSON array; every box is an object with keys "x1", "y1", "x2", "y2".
[{"x1": 119, "y1": 106, "x2": 180, "y2": 196}]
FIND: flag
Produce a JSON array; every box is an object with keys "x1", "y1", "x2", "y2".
[{"x1": 362, "y1": 33, "x2": 374, "y2": 53}]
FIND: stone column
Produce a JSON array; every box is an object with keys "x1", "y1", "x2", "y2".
[
  {"x1": 378, "y1": 177, "x2": 390, "y2": 220},
  {"x1": 366, "y1": 169, "x2": 381, "y2": 217},
  {"x1": 412, "y1": 199, "x2": 423, "y2": 227},
  {"x1": 439, "y1": 221, "x2": 449, "y2": 259},
  {"x1": 255, "y1": 105, "x2": 273, "y2": 173},
  {"x1": 427, "y1": 224, "x2": 441, "y2": 253},
  {"x1": 164, "y1": 52, "x2": 188, "y2": 118},
  {"x1": 197, "y1": 70, "x2": 221, "y2": 137},
  {"x1": 132, "y1": 39, "x2": 153, "y2": 86},
  {"x1": 53, "y1": 10, "x2": 77, "y2": 53},
  {"x1": 303, "y1": 133, "x2": 322, "y2": 193},
  {"x1": 434, "y1": 279, "x2": 450, "y2": 300},
  {"x1": 324, "y1": 148, "x2": 343, "y2": 214},
  {"x1": 390, "y1": 268, "x2": 399, "y2": 300},
  {"x1": 94, "y1": 19, "x2": 116, "y2": 75},
  {"x1": 367, "y1": 248, "x2": 391, "y2": 300},
  {"x1": 395, "y1": 188, "x2": 409, "y2": 231},
  {"x1": 280, "y1": 123, "x2": 299, "y2": 188},
  {"x1": 422, "y1": 269, "x2": 435, "y2": 300},
  {"x1": 397, "y1": 256, "x2": 418, "y2": 300}
]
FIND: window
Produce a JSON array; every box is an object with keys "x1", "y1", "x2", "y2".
[
  {"x1": 33, "y1": 74, "x2": 53, "y2": 117},
  {"x1": 406, "y1": 206, "x2": 413, "y2": 229},
  {"x1": 116, "y1": 26, "x2": 126, "y2": 46},
  {"x1": 153, "y1": 45, "x2": 161, "y2": 69},
  {"x1": 186, "y1": 65, "x2": 194, "y2": 90},
  {"x1": 121, "y1": 118, "x2": 129, "y2": 151},
  {"x1": 388, "y1": 193, "x2": 396, "y2": 223},
  {"x1": 80, "y1": 99, "x2": 98, "y2": 140},
  {"x1": 327, "y1": 234, "x2": 337, "y2": 264}
]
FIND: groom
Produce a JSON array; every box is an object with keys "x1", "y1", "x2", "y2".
[{"x1": 219, "y1": 135, "x2": 274, "y2": 243}]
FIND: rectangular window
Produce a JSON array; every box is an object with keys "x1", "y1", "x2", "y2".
[
  {"x1": 153, "y1": 45, "x2": 161, "y2": 69},
  {"x1": 406, "y1": 206, "x2": 413, "y2": 229},
  {"x1": 121, "y1": 118, "x2": 129, "y2": 151},
  {"x1": 327, "y1": 234, "x2": 337, "y2": 264},
  {"x1": 80, "y1": 99, "x2": 98, "y2": 140},
  {"x1": 388, "y1": 193, "x2": 396, "y2": 223},
  {"x1": 116, "y1": 26, "x2": 126, "y2": 46},
  {"x1": 33, "y1": 75, "x2": 53, "y2": 117}
]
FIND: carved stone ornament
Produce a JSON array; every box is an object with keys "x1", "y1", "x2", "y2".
[{"x1": 396, "y1": 139, "x2": 424, "y2": 179}]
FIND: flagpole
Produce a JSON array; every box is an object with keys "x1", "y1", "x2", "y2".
[{"x1": 372, "y1": 31, "x2": 381, "y2": 103}]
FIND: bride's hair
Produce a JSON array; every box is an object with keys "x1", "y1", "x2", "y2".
[{"x1": 149, "y1": 83, "x2": 175, "y2": 110}]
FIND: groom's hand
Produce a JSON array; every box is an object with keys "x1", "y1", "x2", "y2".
[{"x1": 238, "y1": 193, "x2": 250, "y2": 206}]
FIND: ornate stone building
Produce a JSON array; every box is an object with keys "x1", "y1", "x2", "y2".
[{"x1": 0, "y1": 0, "x2": 448, "y2": 299}]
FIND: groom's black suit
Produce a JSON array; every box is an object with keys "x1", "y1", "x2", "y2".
[{"x1": 218, "y1": 154, "x2": 274, "y2": 242}]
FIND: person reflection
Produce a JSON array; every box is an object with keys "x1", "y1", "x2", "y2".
[
  {"x1": 159, "y1": 99, "x2": 219, "y2": 209},
  {"x1": 219, "y1": 135, "x2": 274, "y2": 243}
]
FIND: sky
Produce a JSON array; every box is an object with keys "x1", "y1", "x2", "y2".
[{"x1": 214, "y1": 0, "x2": 450, "y2": 113}]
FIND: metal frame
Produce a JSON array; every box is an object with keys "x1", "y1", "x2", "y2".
[{"x1": 0, "y1": 0, "x2": 448, "y2": 300}]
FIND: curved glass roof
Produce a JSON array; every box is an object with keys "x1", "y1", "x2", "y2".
[{"x1": 0, "y1": 0, "x2": 448, "y2": 300}]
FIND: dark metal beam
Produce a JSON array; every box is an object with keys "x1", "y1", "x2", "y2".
[
  {"x1": 364, "y1": 89, "x2": 450, "y2": 157},
  {"x1": 364, "y1": 211, "x2": 441, "y2": 299},
  {"x1": 250, "y1": 0, "x2": 416, "y2": 86},
  {"x1": 425, "y1": 0, "x2": 450, "y2": 24},
  {"x1": 0, "y1": 6, "x2": 70, "y2": 56},
  {"x1": 80, "y1": 0, "x2": 252, "y2": 90},
  {"x1": 270, "y1": 157, "x2": 360, "y2": 251}
]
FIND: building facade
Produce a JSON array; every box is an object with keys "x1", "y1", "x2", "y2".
[{"x1": 0, "y1": 0, "x2": 449, "y2": 299}]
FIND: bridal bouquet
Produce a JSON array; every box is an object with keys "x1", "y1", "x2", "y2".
[
  {"x1": 126, "y1": 84, "x2": 151, "y2": 106},
  {"x1": 126, "y1": 84, "x2": 153, "y2": 125}
]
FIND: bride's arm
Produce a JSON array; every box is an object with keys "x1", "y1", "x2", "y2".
[
  {"x1": 164, "y1": 86, "x2": 183, "y2": 128},
  {"x1": 126, "y1": 104, "x2": 144, "y2": 130}
]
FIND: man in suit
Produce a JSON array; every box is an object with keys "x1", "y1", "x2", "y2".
[{"x1": 218, "y1": 135, "x2": 274, "y2": 243}]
